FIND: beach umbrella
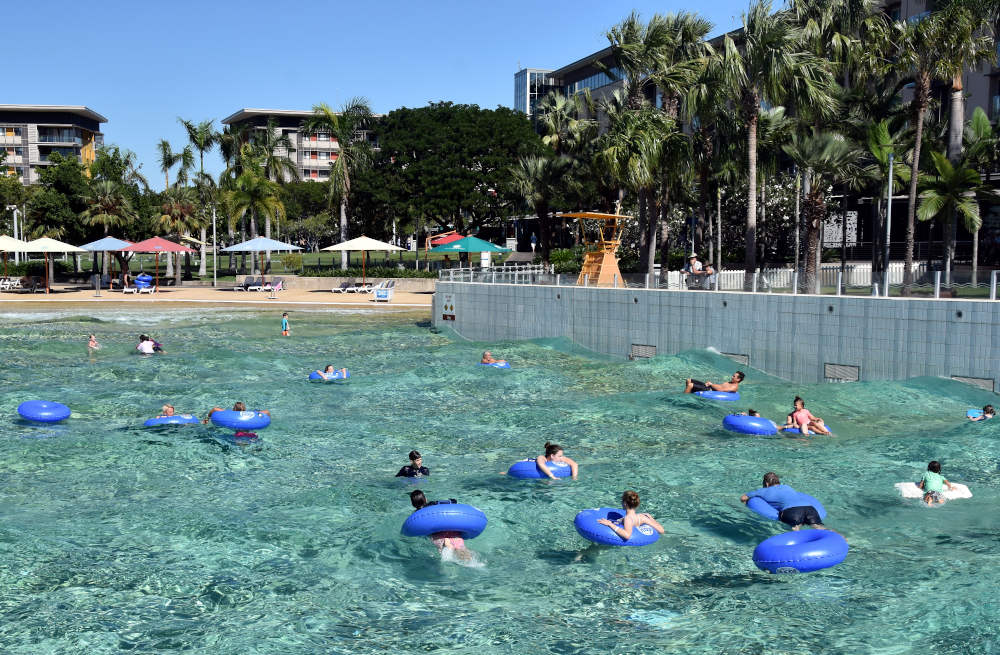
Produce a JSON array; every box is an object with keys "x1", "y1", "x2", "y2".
[
  {"x1": 322, "y1": 235, "x2": 403, "y2": 285},
  {"x1": 0, "y1": 234, "x2": 30, "y2": 278},
  {"x1": 428, "y1": 236, "x2": 511, "y2": 253},
  {"x1": 121, "y1": 237, "x2": 196, "y2": 293},
  {"x1": 221, "y1": 236, "x2": 302, "y2": 279},
  {"x1": 79, "y1": 237, "x2": 132, "y2": 293},
  {"x1": 22, "y1": 237, "x2": 87, "y2": 294}
]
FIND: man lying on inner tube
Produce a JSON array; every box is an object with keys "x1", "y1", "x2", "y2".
[
  {"x1": 684, "y1": 371, "x2": 744, "y2": 395},
  {"x1": 741, "y1": 472, "x2": 827, "y2": 531}
]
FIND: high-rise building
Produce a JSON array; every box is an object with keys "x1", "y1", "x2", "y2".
[
  {"x1": 0, "y1": 105, "x2": 106, "y2": 185},
  {"x1": 221, "y1": 108, "x2": 378, "y2": 182}
]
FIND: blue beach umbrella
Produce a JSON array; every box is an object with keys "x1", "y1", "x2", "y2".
[
  {"x1": 222, "y1": 236, "x2": 302, "y2": 275},
  {"x1": 79, "y1": 237, "x2": 132, "y2": 287}
]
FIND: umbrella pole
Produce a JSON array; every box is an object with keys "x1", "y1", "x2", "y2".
[
  {"x1": 155, "y1": 253, "x2": 159, "y2": 292},
  {"x1": 44, "y1": 253, "x2": 49, "y2": 294},
  {"x1": 362, "y1": 250, "x2": 366, "y2": 286}
]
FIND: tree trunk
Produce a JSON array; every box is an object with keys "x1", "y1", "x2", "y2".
[
  {"x1": 658, "y1": 198, "x2": 671, "y2": 277},
  {"x1": 972, "y1": 227, "x2": 979, "y2": 287},
  {"x1": 265, "y1": 211, "x2": 272, "y2": 272},
  {"x1": 645, "y1": 188, "x2": 657, "y2": 277},
  {"x1": 199, "y1": 227, "x2": 207, "y2": 277},
  {"x1": 536, "y1": 202, "x2": 551, "y2": 263},
  {"x1": 339, "y1": 196, "x2": 349, "y2": 270},
  {"x1": 804, "y1": 187, "x2": 824, "y2": 294},
  {"x1": 175, "y1": 252, "x2": 183, "y2": 287},
  {"x1": 947, "y1": 76, "x2": 964, "y2": 164},
  {"x1": 166, "y1": 248, "x2": 174, "y2": 277},
  {"x1": 744, "y1": 109, "x2": 758, "y2": 290},
  {"x1": 945, "y1": 209, "x2": 955, "y2": 287},
  {"x1": 904, "y1": 77, "x2": 929, "y2": 294},
  {"x1": 716, "y1": 186, "x2": 722, "y2": 272}
]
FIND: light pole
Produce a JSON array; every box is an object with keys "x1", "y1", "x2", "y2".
[
  {"x1": 884, "y1": 152, "x2": 894, "y2": 297},
  {"x1": 212, "y1": 204, "x2": 217, "y2": 287}
]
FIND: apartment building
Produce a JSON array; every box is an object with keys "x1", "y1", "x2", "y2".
[
  {"x1": 220, "y1": 108, "x2": 378, "y2": 182},
  {"x1": 0, "y1": 105, "x2": 106, "y2": 185},
  {"x1": 515, "y1": 1, "x2": 999, "y2": 121}
]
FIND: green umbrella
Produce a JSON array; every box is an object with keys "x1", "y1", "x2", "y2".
[{"x1": 428, "y1": 236, "x2": 510, "y2": 253}]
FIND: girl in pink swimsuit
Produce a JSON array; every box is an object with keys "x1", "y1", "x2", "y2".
[{"x1": 783, "y1": 396, "x2": 831, "y2": 435}]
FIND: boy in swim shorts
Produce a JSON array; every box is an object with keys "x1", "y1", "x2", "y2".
[
  {"x1": 741, "y1": 472, "x2": 827, "y2": 530},
  {"x1": 918, "y1": 461, "x2": 955, "y2": 505},
  {"x1": 281, "y1": 312, "x2": 290, "y2": 337}
]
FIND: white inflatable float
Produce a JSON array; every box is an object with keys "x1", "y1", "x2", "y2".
[{"x1": 894, "y1": 482, "x2": 972, "y2": 501}]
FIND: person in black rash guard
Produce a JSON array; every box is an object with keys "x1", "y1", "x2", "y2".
[{"x1": 396, "y1": 450, "x2": 430, "y2": 477}]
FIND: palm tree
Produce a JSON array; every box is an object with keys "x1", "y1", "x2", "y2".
[
  {"x1": 964, "y1": 106, "x2": 999, "y2": 285},
  {"x1": 917, "y1": 150, "x2": 992, "y2": 286},
  {"x1": 156, "y1": 140, "x2": 192, "y2": 189},
  {"x1": 301, "y1": 99, "x2": 373, "y2": 269},
  {"x1": 227, "y1": 170, "x2": 286, "y2": 272},
  {"x1": 179, "y1": 119, "x2": 218, "y2": 277},
  {"x1": 782, "y1": 131, "x2": 862, "y2": 293},
  {"x1": 509, "y1": 155, "x2": 570, "y2": 263},
  {"x1": 650, "y1": 11, "x2": 714, "y2": 119},
  {"x1": 858, "y1": 120, "x2": 909, "y2": 278},
  {"x1": 603, "y1": 11, "x2": 677, "y2": 110},
  {"x1": 720, "y1": 0, "x2": 837, "y2": 288},
  {"x1": 159, "y1": 186, "x2": 198, "y2": 286},
  {"x1": 81, "y1": 180, "x2": 138, "y2": 275}
]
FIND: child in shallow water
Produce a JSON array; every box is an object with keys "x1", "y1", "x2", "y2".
[
  {"x1": 87, "y1": 334, "x2": 100, "y2": 351},
  {"x1": 409, "y1": 490, "x2": 472, "y2": 560},
  {"x1": 918, "y1": 461, "x2": 955, "y2": 505}
]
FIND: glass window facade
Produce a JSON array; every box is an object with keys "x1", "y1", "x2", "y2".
[
  {"x1": 563, "y1": 66, "x2": 622, "y2": 96},
  {"x1": 514, "y1": 69, "x2": 558, "y2": 116}
]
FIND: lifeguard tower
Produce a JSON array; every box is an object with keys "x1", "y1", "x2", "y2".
[{"x1": 560, "y1": 212, "x2": 630, "y2": 287}]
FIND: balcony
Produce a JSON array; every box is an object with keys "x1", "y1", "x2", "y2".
[{"x1": 38, "y1": 135, "x2": 83, "y2": 144}]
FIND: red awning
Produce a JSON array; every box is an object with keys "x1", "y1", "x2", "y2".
[
  {"x1": 429, "y1": 232, "x2": 465, "y2": 246},
  {"x1": 120, "y1": 237, "x2": 196, "y2": 253}
]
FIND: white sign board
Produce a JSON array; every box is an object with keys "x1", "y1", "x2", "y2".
[
  {"x1": 441, "y1": 292, "x2": 456, "y2": 321},
  {"x1": 823, "y1": 211, "x2": 857, "y2": 247}
]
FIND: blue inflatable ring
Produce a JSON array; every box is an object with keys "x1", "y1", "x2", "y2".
[
  {"x1": 18, "y1": 400, "x2": 71, "y2": 423},
  {"x1": 723, "y1": 415, "x2": 777, "y2": 435},
  {"x1": 752, "y1": 529, "x2": 848, "y2": 573},
  {"x1": 309, "y1": 369, "x2": 350, "y2": 382},
  {"x1": 574, "y1": 508, "x2": 660, "y2": 547},
  {"x1": 210, "y1": 410, "x2": 271, "y2": 430},
  {"x1": 401, "y1": 503, "x2": 487, "y2": 539},
  {"x1": 781, "y1": 424, "x2": 834, "y2": 436},
  {"x1": 507, "y1": 458, "x2": 572, "y2": 479},
  {"x1": 144, "y1": 414, "x2": 200, "y2": 427},
  {"x1": 746, "y1": 495, "x2": 827, "y2": 522},
  {"x1": 478, "y1": 362, "x2": 511, "y2": 369},
  {"x1": 695, "y1": 390, "x2": 739, "y2": 402}
]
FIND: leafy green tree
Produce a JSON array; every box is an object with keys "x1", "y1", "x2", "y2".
[
  {"x1": 509, "y1": 155, "x2": 570, "y2": 262},
  {"x1": 721, "y1": 0, "x2": 836, "y2": 287},
  {"x1": 302, "y1": 100, "x2": 373, "y2": 269},
  {"x1": 26, "y1": 153, "x2": 89, "y2": 242},
  {"x1": 781, "y1": 131, "x2": 861, "y2": 292},
  {"x1": 226, "y1": 171, "x2": 286, "y2": 261},
  {"x1": 81, "y1": 180, "x2": 138, "y2": 273},
  {"x1": 159, "y1": 186, "x2": 199, "y2": 285},
  {"x1": 156, "y1": 140, "x2": 193, "y2": 189}
]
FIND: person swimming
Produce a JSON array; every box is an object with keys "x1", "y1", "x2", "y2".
[
  {"x1": 481, "y1": 350, "x2": 507, "y2": 365},
  {"x1": 780, "y1": 396, "x2": 830, "y2": 435},
  {"x1": 314, "y1": 364, "x2": 348, "y2": 380},
  {"x1": 969, "y1": 404, "x2": 995, "y2": 422},
  {"x1": 203, "y1": 402, "x2": 270, "y2": 424},
  {"x1": 409, "y1": 490, "x2": 473, "y2": 561}
]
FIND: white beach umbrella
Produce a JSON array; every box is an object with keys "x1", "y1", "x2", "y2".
[
  {"x1": 23, "y1": 237, "x2": 87, "y2": 293},
  {"x1": 322, "y1": 235, "x2": 403, "y2": 284}
]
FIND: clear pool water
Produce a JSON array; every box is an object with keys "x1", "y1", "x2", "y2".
[{"x1": 0, "y1": 307, "x2": 998, "y2": 654}]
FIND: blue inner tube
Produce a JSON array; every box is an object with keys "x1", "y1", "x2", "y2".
[
  {"x1": 968, "y1": 408, "x2": 984, "y2": 419},
  {"x1": 507, "y1": 458, "x2": 572, "y2": 479},
  {"x1": 210, "y1": 410, "x2": 271, "y2": 430},
  {"x1": 746, "y1": 495, "x2": 827, "y2": 522},
  {"x1": 478, "y1": 362, "x2": 511, "y2": 369},
  {"x1": 144, "y1": 414, "x2": 200, "y2": 427},
  {"x1": 781, "y1": 424, "x2": 834, "y2": 436},
  {"x1": 17, "y1": 400, "x2": 71, "y2": 423},
  {"x1": 401, "y1": 503, "x2": 487, "y2": 539},
  {"x1": 752, "y1": 529, "x2": 848, "y2": 573},
  {"x1": 574, "y1": 508, "x2": 660, "y2": 547},
  {"x1": 309, "y1": 369, "x2": 350, "y2": 382},
  {"x1": 723, "y1": 415, "x2": 777, "y2": 435},
  {"x1": 695, "y1": 390, "x2": 739, "y2": 402}
]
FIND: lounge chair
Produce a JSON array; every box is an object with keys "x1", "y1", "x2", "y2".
[
  {"x1": 262, "y1": 277, "x2": 284, "y2": 292},
  {"x1": 138, "y1": 285, "x2": 155, "y2": 294},
  {"x1": 122, "y1": 286, "x2": 138, "y2": 295},
  {"x1": 332, "y1": 280, "x2": 353, "y2": 293},
  {"x1": 233, "y1": 276, "x2": 255, "y2": 292},
  {"x1": 346, "y1": 280, "x2": 372, "y2": 293},
  {"x1": 247, "y1": 277, "x2": 263, "y2": 292}
]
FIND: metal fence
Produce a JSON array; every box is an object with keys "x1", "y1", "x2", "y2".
[{"x1": 440, "y1": 262, "x2": 1000, "y2": 300}]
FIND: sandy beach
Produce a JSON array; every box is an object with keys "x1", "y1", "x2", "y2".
[{"x1": 0, "y1": 284, "x2": 433, "y2": 309}]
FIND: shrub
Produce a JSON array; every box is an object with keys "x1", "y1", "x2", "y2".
[
  {"x1": 549, "y1": 247, "x2": 583, "y2": 274},
  {"x1": 279, "y1": 252, "x2": 303, "y2": 271}
]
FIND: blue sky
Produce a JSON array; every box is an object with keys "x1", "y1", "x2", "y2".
[{"x1": 8, "y1": 0, "x2": 744, "y2": 188}]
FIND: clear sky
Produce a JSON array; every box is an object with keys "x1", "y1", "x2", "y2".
[{"x1": 7, "y1": 0, "x2": 744, "y2": 189}]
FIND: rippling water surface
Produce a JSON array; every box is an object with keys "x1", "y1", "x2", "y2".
[{"x1": 0, "y1": 307, "x2": 997, "y2": 654}]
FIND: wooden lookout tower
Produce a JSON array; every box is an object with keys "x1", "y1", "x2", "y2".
[{"x1": 560, "y1": 212, "x2": 631, "y2": 287}]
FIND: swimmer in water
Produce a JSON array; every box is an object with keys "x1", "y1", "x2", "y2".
[
  {"x1": 314, "y1": 364, "x2": 348, "y2": 380},
  {"x1": 204, "y1": 402, "x2": 270, "y2": 424},
  {"x1": 780, "y1": 396, "x2": 830, "y2": 435},
  {"x1": 596, "y1": 490, "x2": 664, "y2": 541},
  {"x1": 480, "y1": 350, "x2": 507, "y2": 365},
  {"x1": 969, "y1": 404, "x2": 995, "y2": 421},
  {"x1": 409, "y1": 490, "x2": 472, "y2": 561},
  {"x1": 157, "y1": 404, "x2": 176, "y2": 418},
  {"x1": 87, "y1": 334, "x2": 100, "y2": 351},
  {"x1": 396, "y1": 450, "x2": 430, "y2": 477},
  {"x1": 684, "y1": 371, "x2": 744, "y2": 394}
]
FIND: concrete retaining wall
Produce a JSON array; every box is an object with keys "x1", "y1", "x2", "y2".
[{"x1": 433, "y1": 282, "x2": 1000, "y2": 391}]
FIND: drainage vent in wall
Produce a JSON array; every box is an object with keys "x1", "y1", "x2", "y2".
[
  {"x1": 630, "y1": 344, "x2": 657, "y2": 360},
  {"x1": 824, "y1": 363, "x2": 860, "y2": 382},
  {"x1": 722, "y1": 353, "x2": 749, "y2": 366},
  {"x1": 951, "y1": 375, "x2": 995, "y2": 392}
]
